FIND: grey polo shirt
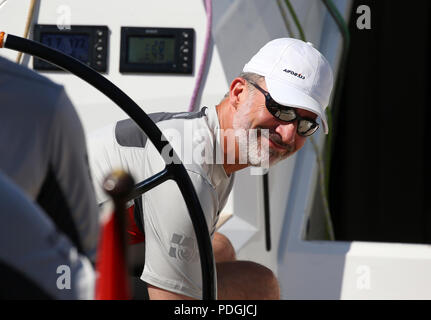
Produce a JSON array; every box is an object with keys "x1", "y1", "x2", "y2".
[
  {"x1": 0, "y1": 56, "x2": 99, "y2": 262},
  {"x1": 87, "y1": 105, "x2": 234, "y2": 299}
]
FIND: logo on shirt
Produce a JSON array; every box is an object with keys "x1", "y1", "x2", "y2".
[
  {"x1": 169, "y1": 233, "x2": 197, "y2": 262},
  {"x1": 283, "y1": 69, "x2": 306, "y2": 80}
]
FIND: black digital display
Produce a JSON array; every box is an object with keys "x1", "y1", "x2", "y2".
[
  {"x1": 40, "y1": 33, "x2": 90, "y2": 63},
  {"x1": 127, "y1": 37, "x2": 175, "y2": 64},
  {"x1": 33, "y1": 25, "x2": 108, "y2": 72},
  {"x1": 120, "y1": 27, "x2": 194, "y2": 74}
]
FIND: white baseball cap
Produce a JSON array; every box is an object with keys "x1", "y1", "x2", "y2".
[{"x1": 243, "y1": 38, "x2": 334, "y2": 134}]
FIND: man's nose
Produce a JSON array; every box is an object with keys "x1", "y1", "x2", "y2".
[{"x1": 275, "y1": 121, "x2": 297, "y2": 145}]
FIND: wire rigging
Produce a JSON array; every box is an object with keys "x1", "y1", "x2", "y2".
[{"x1": 188, "y1": 0, "x2": 213, "y2": 112}]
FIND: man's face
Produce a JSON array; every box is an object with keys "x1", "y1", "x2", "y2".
[{"x1": 232, "y1": 81, "x2": 317, "y2": 168}]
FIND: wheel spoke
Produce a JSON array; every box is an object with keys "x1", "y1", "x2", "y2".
[{"x1": 127, "y1": 167, "x2": 172, "y2": 201}]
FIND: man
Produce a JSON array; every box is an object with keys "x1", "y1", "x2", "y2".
[
  {"x1": 0, "y1": 56, "x2": 99, "y2": 262},
  {"x1": 87, "y1": 38, "x2": 334, "y2": 299}
]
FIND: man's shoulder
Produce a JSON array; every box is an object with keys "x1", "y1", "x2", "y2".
[
  {"x1": 105, "y1": 109, "x2": 208, "y2": 148},
  {"x1": 155, "y1": 111, "x2": 219, "y2": 187},
  {"x1": 0, "y1": 56, "x2": 66, "y2": 116},
  {"x1": 0, "y1": 56, "x2": 62, "y2": 91},
  {"x1": 88, "y1": 108, "x2": 220, "y2": 186}
]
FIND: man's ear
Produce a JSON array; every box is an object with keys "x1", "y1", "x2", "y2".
[{"x1": 228, "y1": 77, "x2": 248, "y2": 110}]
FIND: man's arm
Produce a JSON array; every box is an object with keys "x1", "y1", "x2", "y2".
[
  {"x1": 147, "y1": 284, "x2": 195, "y2": 300},
  {"x1": 0, "y1": 172, "x2": 95, "y2": 300},
  {"x1": 49, "y1": 90, "x2": 100, "y2": 261}
]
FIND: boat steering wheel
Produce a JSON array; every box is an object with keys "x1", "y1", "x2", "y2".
[{"x1": 0, "y1": 32, "x2": 217, "y2": 300}]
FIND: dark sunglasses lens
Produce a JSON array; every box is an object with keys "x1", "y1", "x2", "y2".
[
  {"x1": 267, "y1": 100, "x2": 297, "y2": 122},
  {"x1": 260, "y1": 87, "x2": 318, "y2": 136},
  {"x1": 277, "y1": 108, "x2": 297, "y2": 121},
  {"x1": 298, "y1": 120, "x2": 319, "y2": 136}
]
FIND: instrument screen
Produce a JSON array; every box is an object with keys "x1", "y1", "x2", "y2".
[
  {"x1": 40, "y1": 33, "x2": 90, "y2": 63},
  {"x1": 127, "y1": 36, "x2": 175, "y2": 64}
]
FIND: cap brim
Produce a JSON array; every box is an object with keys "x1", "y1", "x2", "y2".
[{"x1": 266, "y1": 78, "x2": 329, "y2": 134}]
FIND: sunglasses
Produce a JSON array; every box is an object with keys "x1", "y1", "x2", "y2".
[{"x1": 249, "y1": 81, "x2": 319, "y2": 137}]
